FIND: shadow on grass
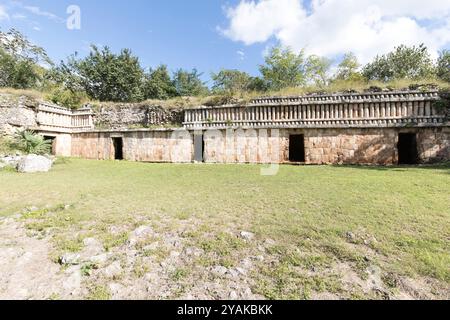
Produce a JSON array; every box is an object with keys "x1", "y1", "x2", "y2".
[{"x1": 329, "y1": 162, "x2": 450, "y2": 174}]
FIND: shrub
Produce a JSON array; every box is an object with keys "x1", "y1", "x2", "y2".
[
  {"x1": 14, "y1": 130, "x2": 52, "y2": 155},
  {"x1": 46, "y1": 87, "x2": 88, "y2": 109}
]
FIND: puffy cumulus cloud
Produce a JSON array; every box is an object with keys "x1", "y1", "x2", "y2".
[
  {"x1": 221, "y1": 0, "x2": 450, "y2": 63},
  {"x1": 0, "y1": 5, "x2": 9, "y2": 21},
  {"x1": 221, "y1": 0, "x2": 306, "y2": 44}
]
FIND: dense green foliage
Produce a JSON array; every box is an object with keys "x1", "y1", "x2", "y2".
[
  {"x1": 363, "y1": 44, "x2": 435, "y2": 81},
  {"x1": 259, "y1": 46, "x2": 307, "y2": 90},
  {"x1": 13, "y1": 130, "x2": 52, "y2": 155},
  {"x1": 173, "y1": 69, "x2": 208, "y2": 97},
  {"x1": 0, "y1": 29, "x2": 50, "y2": 89},
  {"x1": 211, "y1": 69, "x2": 267, "y2": 94},
  {"x1": 142, "y1": 65, "x2": 177, "y2": 100},
  {"x1": 305, "y1": 55, "x2": 332, "y2": 87},
  {"x1": 437, "y1": 50, "x2": 450, "y2": 83},
  {"x1": 334, "y1": 53, "x2": 363, "y2": 81},
  {"x1": 1, "y1": 28, "x2": 449, "y2": 107}
]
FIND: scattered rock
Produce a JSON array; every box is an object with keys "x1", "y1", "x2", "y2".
[
  {"x1": 240, "y1": 231, "x2": 255, "y2": 241},
  {"x1": 229, "y1": 291, "x2": 238, "y2": 299},
  {"x1": 103, "y1": 261, "x2": 123, "y2": 279},
  {"x1": 89, "y1": 253, "x2": 109, "y2": 265},
  {"x1": 346, "y1": 231, "x2": 356, "y2": 242},
  {"x1": 82, "y1": 238, "x2": 104, "y2": 257},
  {"x1": 0, "y1": 156, "x2": 21, "y2": 168},
  {"x1": 235, "y1": 267, "x2": 247, "y2": 276},
  {"x1": 226, "y1": 268, "x2": 240, "y2": 278},
  {"x1": 183, "y1": 247, "x2": 204, "y2": 257},
  {"x1": 211, "y1": 266, "x2": 228, "y2": 276},
  {"x1": 17, "y1": 154, "x2": 53, "y2": 173},
  {"x1": 128, "y1": 226, "x2": 153, "y2": 246},
  {"x1": 109, "y1": 283, "x2": 125, "y2": 297},
  {"x1": 59, "y1": 253, "x2": 81, "y2": 266}
]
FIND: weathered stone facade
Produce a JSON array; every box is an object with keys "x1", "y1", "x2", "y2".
[
  {"x1": 92, "y1": 104, "x2": 184, "y2": 129},
  {"x1": 1, "y1": 91, "x2": 449, "y2": 165},
  {"x1": 0, "y1": 94, "x2": 38, "y2": 135},
  {"x1": 71, "y1": 129, "x2": 192, "y2": 162}
]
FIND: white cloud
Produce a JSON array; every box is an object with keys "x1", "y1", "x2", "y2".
[
  {"x1": 221, "y1": 0, "x2": 450, "y2": 63},
  {"x1": 0, "y1": 5, "x2": 9, "y2": 21},
  {"x1": 237, "y1": 50, "x2": 245, "y2": 60},
  {"x1": 12, "y1": 13, "x2": 27, "y2": 20},
  {"x1": 22, "y1": 5, "x2": 64, "y2": 23}
]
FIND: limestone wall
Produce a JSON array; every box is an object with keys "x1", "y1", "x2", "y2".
[
  {"x1": 71, "y1": 130, "x2": 192, "y2": 162},
  {"x1": 0, "y1": 95, "x2": 38, "y2": 135},
  {"x1": 70, "y1": 127, "x2": 449, "y2": 165},
  {"x1": 93, "y1": 104, "x2": 184, "y2": 129},
  {"x1": 203, "y1": 128, "x2": 449, "y2": 165}
]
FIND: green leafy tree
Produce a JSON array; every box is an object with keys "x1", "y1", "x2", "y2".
[
  {"x1": 0, "y1": 29, "x2": 50, "y2": 89},
  {"x1": 14, "y1": 130, "x2": 52, "y2": 155},
  {"x1": 305, "y1": 55, "x2": 331, "y2": 87},
  {"x1": 143, "y1": 65, "x2": 177, "y2": 100},
  {"x1": 212, "y1": 69, "x2": 250, "y2": 94},
  {"x1": 436, "y1": 50, "x2": 450, "y2": 83},
  {"x1": 173, "y1": 69, "x2": 208, "y2": 96},
  {"x1": 334, "y1": 52, "x2": 363, "y2": 81},
  {"x1": 363, "y1": 44, "x2": 435, "y2": 82},
  {"x1": 55, "y1": 46, "x2": 145, "y2": 102},
  {"x1": 259, "y1": 45, "x2": 307, "y2": 90}
]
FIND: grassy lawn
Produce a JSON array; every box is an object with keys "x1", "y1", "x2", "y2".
[{"x1": 0, "y1": 158, "x2": 449, "y2": 299}]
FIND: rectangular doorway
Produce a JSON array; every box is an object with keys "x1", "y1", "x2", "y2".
[
  {"x1": 398, "y1": 133, "x2": 418, "y2": 164},
  {"x1": 289, "y1": 134, "x2": 305, "y2": 162},
  {"x1": 194, "y1": 134, "x2": 204, "y2": 162},
  {"x1": 112, "y1": 137, "x2": 124, "y2": 160},
  {"x1": 43, "y1": 136, "x2": 56, "y2": 155}
]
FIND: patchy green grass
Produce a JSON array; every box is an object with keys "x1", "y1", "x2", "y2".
[{"x1": 0, "y1": 158, "x2": 449, "y2": 299}]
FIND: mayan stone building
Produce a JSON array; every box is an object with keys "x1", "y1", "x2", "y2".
[{"x1": 1, "y1": 90, "x2": 449, "y2": 165}]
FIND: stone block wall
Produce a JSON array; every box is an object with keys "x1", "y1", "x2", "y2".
[
  {"x1": 203, "y1": 127, "x2": 449, "y2": 165},
  {"x1": 71, "y1": 130, "x2": 192, "y2": 162}
]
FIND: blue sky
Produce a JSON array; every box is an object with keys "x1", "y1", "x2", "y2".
[
  {"x1": 1, "y1": 0, "x2": 449, "y2": 84},
  {"x1": 0, "y1": 0, "x2": 270, "y2": 83}
]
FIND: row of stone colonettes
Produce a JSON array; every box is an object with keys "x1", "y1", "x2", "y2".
[{"x1": 37, "y1": 90, "x2": 449, "y2": 165}]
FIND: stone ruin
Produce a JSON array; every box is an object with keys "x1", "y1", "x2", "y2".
[{"x1": 0, "y1": 90, "x2": 449, "y2": 165}]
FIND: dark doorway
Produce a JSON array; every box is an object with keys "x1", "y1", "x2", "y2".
[
  {"x1": 398, "y1": 133, "x2": 418, "y2": 165},
  {"x1": 289, "y1": 134, "x2": 305, "y2": 162},
  {"x1": 194, "y1": 134, "x2": 204, "y2": 162},
  {"x1": 112, "y1": 137, "x2": 124, "y2": 160},
  {"x1": 43, "y1": 136, "x2": 56, "y2": 155}
]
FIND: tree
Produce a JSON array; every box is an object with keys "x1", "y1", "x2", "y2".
[
  {"x1": 212, "y1": 69, "x2": 250, "y2": 94},
  {"x1": 56, "y1": 46, "x2": 145, "y2": 102},
  {"x1": 143, "y1": 65, "x2": 177, "y2": 100},
  {"x1": 436, "y1": 50, "x2": 450, "y2": 83},
  {"x1": 259, "y1": 45, "x2": 307, "y2": 90},
  {"x1": 363, "y1": 44, "x2": 435, "y2": 82},
  {"x1": 305, "y1": 55, "x2": 331, "y2": 87},
  {"x1": 0, "y1": 29, "x2": 50, "y2": 89},
  {"x1": 334, "y1": 52, "x2": 363, "y2": 81},
  {"x1": 173, "y1": 69, "x2": 208, "y2": 96}
]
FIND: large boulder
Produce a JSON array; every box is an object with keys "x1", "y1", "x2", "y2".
[
  {"x1": 17, "y1": 154, "x2": 53, "y2": 173},
  {"x1": 0, "y1": 156, "x2": 22, "y2": 168}
]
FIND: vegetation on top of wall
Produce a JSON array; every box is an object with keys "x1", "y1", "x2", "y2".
[{"x1": 1, "y1": 28, "x2": 449, "y2": 110}]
